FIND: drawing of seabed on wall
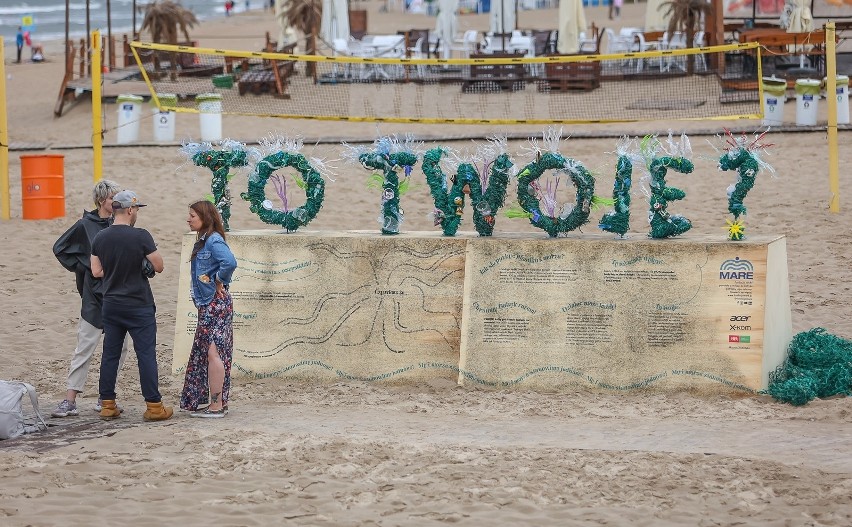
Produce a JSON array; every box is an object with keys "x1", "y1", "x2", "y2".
[{"x1": 197, "y1": 232, "x2": 467, "y2": 382}]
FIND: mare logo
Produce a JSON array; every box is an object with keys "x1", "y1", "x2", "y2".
[
  {"x1": 729, "y1": 335, "x2": 751, "y2": 343},
  {"x1": 720, "y1": 257, "x2": 754, "y2": 280}
]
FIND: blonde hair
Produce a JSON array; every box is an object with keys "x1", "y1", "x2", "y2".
[{"x1": 92, "y1": 180, "x2": 121, "y2": 208}]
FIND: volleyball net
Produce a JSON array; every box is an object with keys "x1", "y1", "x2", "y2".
[{"x1": 130, "y1": 41, "x2": 763, "y2": 125}]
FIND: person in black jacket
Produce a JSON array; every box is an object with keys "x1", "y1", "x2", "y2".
[{"x1": 51, "y1": 180, "x2": 129, "y2": 418}]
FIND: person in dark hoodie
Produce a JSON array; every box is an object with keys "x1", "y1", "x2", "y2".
[{"x1": 51, "y1": 180, "x2": 129, "y2": 417}]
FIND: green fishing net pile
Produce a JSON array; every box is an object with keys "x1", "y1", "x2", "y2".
[{"x1": 766, "y1": 328, "x2": 852, "y2": 406}]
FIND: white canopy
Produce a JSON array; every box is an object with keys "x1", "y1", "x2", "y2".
[
  {"x1": 490, "y1": 0, "x2": 516, "y2": 35},
  {"x1": 434, "y1": 0, "x2": 459, "y2": 59},
  {"x1": 644, "y1": 0, "x2": 669, "y2": 32},
  {"x1": 321, "y1": 0, "x2": 350, "y2": 44},
  {"x1": 557, "y1": 0, "x2": 587, "y2": 54}
]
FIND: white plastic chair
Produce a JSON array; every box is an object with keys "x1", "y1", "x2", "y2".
[
  {"x1": 408, "y1": 37, "x2": 428, "y2": 76},
  {"x1": 450, "y1": 29, "x2": 480, "y2": 58},
  {"x1": 605, "y1": 28, "x2": 631, "y2": 55},
  {"x1": 578, "y1": 31, "x2": 598, "y2": 53},
  {"x1": 332, "y1": 38, "x2": 353, "y2": 78},
  {"x1": 630, "y1": 32, "x2": 659, "y2": 73},
  {"x1": 693, "y1": 31, "x2": 707, "y2": 71},
  {"x1": 660, "y1": 31, "x2": 687, "y2": 72}
]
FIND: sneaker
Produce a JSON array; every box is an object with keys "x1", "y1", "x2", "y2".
[
  {"x1": 189, "y1": 408, "x2": 227, "y2": 418},
  {"x1": 94, "y1": 398, "x2": 124, "y2": 414},
  {"x1": 51, "y1": 399, "x2": 79, "y2": 418}
]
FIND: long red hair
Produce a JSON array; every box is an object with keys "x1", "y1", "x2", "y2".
[{"x1": 190, "y1": 200, "x2": 226, "y2": 260}]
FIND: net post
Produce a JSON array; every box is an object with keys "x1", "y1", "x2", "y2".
[
  {"x1": 825, "y1": 22, "x2": 839, "y2": 213},
  {"x1": 0, "y1": 40, "x2": 9, "y2": 220},
  {"x1": 91, "y1": 30, "x2": 103, "y2": 183}
]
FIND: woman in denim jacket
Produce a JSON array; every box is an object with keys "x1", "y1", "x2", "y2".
[{"x1": 181, "y1": 200, "x2": 237, "y2": 418}]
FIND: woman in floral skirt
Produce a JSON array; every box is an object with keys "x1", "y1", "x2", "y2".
[{"x1": 181, "y1": 200, "x2": 237, "y2": 418}]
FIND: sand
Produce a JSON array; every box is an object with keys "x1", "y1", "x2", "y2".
[{"x1": 1, "y1": 2, "x2": 851, "y2": 525}]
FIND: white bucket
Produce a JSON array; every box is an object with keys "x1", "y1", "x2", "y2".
[
  {"x1": 116, "y1": 94, "x2": 143, "y2": 144},
  {"x1": 151, "y1": 93, "x2": 177, "y2": 142},
  {"x1": 196, "y1": 93, "x2": 223, "y2": 141},
  {"x1": 761, "y1": 77, "x2": 786, "y2": 126},
  {"x1": 795, "y1": 79, "x2": 821, "y2": 126},
  {"x1": 828, "y1": 75, "x2": 850, "y2": 125}
]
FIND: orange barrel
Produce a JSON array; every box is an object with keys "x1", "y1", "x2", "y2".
[{"x1": 21, "y1": 154, "x2": 65, "y2": 220}]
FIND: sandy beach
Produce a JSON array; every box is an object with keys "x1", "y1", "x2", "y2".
[{"x1": 1, "y1": 2, "x2": 852, "y2": 525}]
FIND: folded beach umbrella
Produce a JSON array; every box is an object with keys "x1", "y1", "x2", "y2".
[
  {"x1": 434, "y1": 0, "x2": 459, "y2": 59},
  {"x1": 321, "y1": 0, "x2": 350, "y2": 44},
  {"x1": 275, "y1": 0, "x2": 298, "y2": 49},
  {"x1": 785, "y1": 0, "x2": 813, "y2": 33},
  {"x1": 644, "y1": 0, "x2": 669, "y2": 32},
  {"x1": 557, "y1": 0, "x2": 587, "y2": 54},
  {"x1": 490, "y1": 0, "x2": 516, "y2": 35}
]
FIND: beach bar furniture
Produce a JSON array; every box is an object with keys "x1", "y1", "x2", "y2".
[
  {"x1": 116, "y1": 94, "x2": 143, "y2": 144},
  {"x1": 196, "y1": 93, "x2": 223, "y2": 141},
  {"x1": 20, "y1": 154, "x2": 65, "y2": 220}
]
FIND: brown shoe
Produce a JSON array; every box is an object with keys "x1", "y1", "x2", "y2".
[
  {"x1": 143, "y1": 401, "x2": 174, "y2": 422},
  {"x1": 99, "y1": 399, "x2": 121, "y2": 420}
]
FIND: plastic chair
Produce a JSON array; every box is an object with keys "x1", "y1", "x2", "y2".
[
  {"x1": 660, "y1": 31, "x2": 687, "y2": 72},
  {"x1": 693, "y1": 31, "x2": 707, "y2": 71},
  {"x1": 605, "y1": 28, "x2": 631, "y2": 55},
  {"x1": 450, "y1": 29, "x2": 480, "y2": 58},
  {"x1": 409, "y1": 37, "x2": 428, "y2": 76},
  {"x1": 630, "y1": 32, "x2": 658, "y2": 72},
  {"x1": 331, "y1": 38, "x2": 353, "y2": 78}
]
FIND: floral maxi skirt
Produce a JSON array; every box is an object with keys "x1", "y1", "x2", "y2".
[{"x1": 180, "y1": 292, "x2": 233, "y2": 411}]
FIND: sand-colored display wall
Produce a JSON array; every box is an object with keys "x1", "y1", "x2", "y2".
[{"x1": 173, "y1": 231, "x2": 792, "y2": 394}]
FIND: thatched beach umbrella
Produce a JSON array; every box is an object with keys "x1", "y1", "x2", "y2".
[
  {"x1": 284, "y1": 0, "x2": 322, "y2": 75},
  {"x1": 139, "y1": 0, "x2": 199, "y2": 80}
]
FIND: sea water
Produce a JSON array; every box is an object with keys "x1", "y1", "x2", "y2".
[{"x1": 1, "y1": 0, "x2": 260, "y2": 45}]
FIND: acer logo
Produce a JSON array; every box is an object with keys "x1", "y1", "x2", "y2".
[{"x1": 730, "y1": 315, "x2": 751, "y2": 321}]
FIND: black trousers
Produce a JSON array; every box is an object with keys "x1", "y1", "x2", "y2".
[{"x1": 99, "y1": 302, "x2": 162, "y2": 403}]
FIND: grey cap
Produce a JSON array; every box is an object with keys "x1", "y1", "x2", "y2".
[{"x1": 112, "y1": 190, "x2": 147, "y2": 209}]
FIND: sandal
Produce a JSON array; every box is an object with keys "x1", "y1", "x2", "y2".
[{"x1": 189, "y1": 407, "x2": 227, "y2": 418}]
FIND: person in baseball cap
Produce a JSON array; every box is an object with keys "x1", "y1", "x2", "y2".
[
  {"x1": 91, "y1": 188, "x2": 173, "y2": 422},
  {"x1": 111, "y1": 190, "x2": 147, "y2": 210}
]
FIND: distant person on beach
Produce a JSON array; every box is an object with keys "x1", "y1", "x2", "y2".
[
  {"x1": 91, "y1": 190, "x2": 173, "y2": 422},
  {"x1": 15, "y1": 27, "x2": 23, "y2": 63},
  {"x1": 22, "y1": 30, "x2": 44, "y2": 62},
  {"x1": 31, "y1": 43, "x2": 44, "y2": 62},
  {"x1": 225, "y1": 0, "x2": 234, "y2": 16},
  {"x1": 51, "y1": 180, "x2": 130, "y2": 418},
  {"x1": 180, "y1": 200, "x2": 237, "y2": 418}
]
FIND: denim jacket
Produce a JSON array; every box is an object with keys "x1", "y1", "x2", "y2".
[{"x1": 190, "y1": 232, "x2": 237, "y2": 307}]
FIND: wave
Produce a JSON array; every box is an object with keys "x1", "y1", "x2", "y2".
[{"x1": 0, "y1": 3, "x2": 103, "y2": 16}]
